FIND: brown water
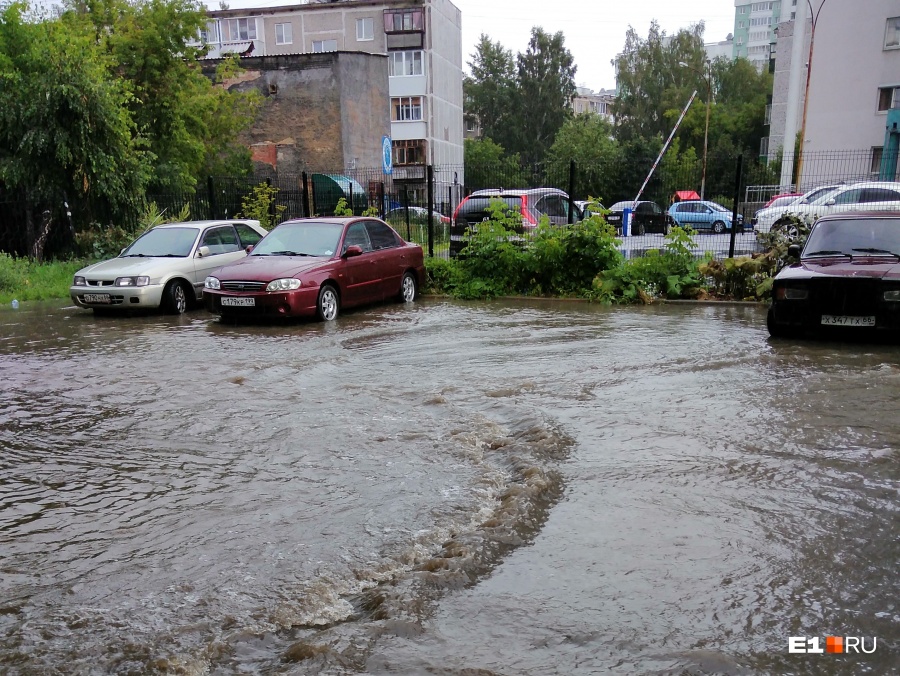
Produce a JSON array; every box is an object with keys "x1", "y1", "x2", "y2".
[{"x1": 0, "y1": 299, "x2": 897, "y2": 675}]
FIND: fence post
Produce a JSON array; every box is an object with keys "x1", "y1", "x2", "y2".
[
  {"x1": 301, "y1": 172, "x2": 310, "y2": 218},
  {"x1": 568, "y1": 159, "x2": 576, "y2": 224},
  {"x1": 207, "y1": 176, "x2": 217, "y2": 219},
  {"x1": 379, "y1": 181, "x2": 385, "y2": 219},
  {"x1": 427, "y1": 165, "x2": 434, "y2": 258},
  {"x1": 403, "y1": 187, "x2": 411, "y2": 241},
  {"x1": 729, "y1": 154, "x2": 743, "y2": 259},
  {"x1": 266, "y1": 177, "x2": 275, "y2": 224},
  {"x1": 347, "y1": 181, "x2": 353, "y2": 216}
]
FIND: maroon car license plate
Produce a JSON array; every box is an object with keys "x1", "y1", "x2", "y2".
[
  {"x1": 221, "y1": 296, "x2": 255, "y2": 307},
  {"x1": 820, "y1": 315, "x2": 875, "y2": 327}
]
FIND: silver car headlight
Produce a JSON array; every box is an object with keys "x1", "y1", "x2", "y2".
[
  {"x1": 205, "y1": 276, "x2": 221, "y2": 290},
  {"x1": 115, "y1": 276, "x2": 150, "y2": 287},
  {"x1": 266, "y1": 278, "x2": 302, "y2": 292},
  {"x1": 73, "y1": 276, "x2": 86, "y2": 286}
]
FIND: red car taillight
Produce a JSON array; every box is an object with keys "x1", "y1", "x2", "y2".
[{"x1": 521, "y1": 195, "x2": 537, "y2": 226}]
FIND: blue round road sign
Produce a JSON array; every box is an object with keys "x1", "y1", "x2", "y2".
[{"x1": 382, "y1": 136, "x2": 393, "y2": 175}]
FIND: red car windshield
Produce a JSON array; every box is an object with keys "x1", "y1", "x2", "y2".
[{"x1": 251, "y1": 222, "x2": 343, "y2": 257}]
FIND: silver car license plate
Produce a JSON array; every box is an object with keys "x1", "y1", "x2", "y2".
[
  {"x1": 83, "y1": 293, "x2": 111, "y2": 303},
  {"x1": 221, "y1": 297, "x2": 255, "y2": 307},
  {"x1": 821, "y1": 315, "x2": 875, "y2": 327}
]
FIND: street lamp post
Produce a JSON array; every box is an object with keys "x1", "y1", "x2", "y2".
[{"x1": 680, "y1": 59, "x2": 712, "y2": 200}]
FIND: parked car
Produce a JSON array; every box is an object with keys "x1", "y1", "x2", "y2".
[
  {"x1": 450, "y1": 188, "x2": 582, "y2": 257},
  {"x1": 70, "y1": 220, "x2": 267, "y2": 314},
  {"x1": 767, "y1": 212, "x2": 900, "y2": 338},
  {"x1": 668, "y1": 200, "x2": 741, "y2": 234},
  {"x1": 575, "y1": 199, "x2": 606, "y2": 217},
  {"x1": 385, "y1": 206, "x2": 450, "y2": 225},
  {"x1": 753, "y1": 183, "x2": 846, "y2": 232},
  {"x1": 763, "y1": 193, "x2": 803, "y2": 208},
  {"x1": 204, "y1": 217, "x2": 425, "y2": 321},
  {"x1": 606, "y1": 200, "x2": 674, "y2": 236}
]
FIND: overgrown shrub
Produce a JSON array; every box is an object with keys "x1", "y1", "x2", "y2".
[
  {"x1": 240, "y1": 182, "x2": 286, "y2": 230},
  {"x1": 73, "y1": 202, "x2": 191, "y2": 261},
  {"x1": 591, "y1": 226, "x2": 705, "y2": 303}
]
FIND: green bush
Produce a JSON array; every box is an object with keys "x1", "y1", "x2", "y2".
[{"x1": 0, "y1": 253, "x2": 86, "y2": 303}]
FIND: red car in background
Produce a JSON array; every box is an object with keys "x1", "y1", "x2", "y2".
[
  {"x1": 204, "y1": 217, "x2": 425, "y2": 321},
  {"x1": 764, "y1": 193, "x2": 803, "y2": 208}
]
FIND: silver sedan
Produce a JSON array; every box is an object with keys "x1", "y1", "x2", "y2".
[{"x1": 70, "y1": 220, "x2": 267, "y2": 314}]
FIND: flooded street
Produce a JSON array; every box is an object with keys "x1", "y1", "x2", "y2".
[{"x1": 0, "y1": 299, "x2": 897, "y2": 675}]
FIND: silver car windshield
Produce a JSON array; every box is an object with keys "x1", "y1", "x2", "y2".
[
  {"x1": 804, "y1": 218, "x2": 900, "y2": 256},
  {"x1": 121, "y1": 227, "x2": 200, "y2": 257},
  {"x1": 251, "y1": 222, "x2": 343, "y2": 257}
]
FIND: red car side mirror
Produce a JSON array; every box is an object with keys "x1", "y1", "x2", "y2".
[{"x1": 344, "y1": 245, "x2": 363, "y2": 257}]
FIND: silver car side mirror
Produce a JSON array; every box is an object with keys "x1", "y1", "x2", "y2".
[{"x1": 196, "y1": 246, "x2": 210, "y2": 258}]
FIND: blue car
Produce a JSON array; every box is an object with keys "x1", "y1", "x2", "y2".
[{"x1": 668, "y1": 200, "x2": 743, "y2": 234}]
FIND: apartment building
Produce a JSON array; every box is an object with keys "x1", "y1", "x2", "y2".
[
  {"x1": 572, "y1": 87, "x2": 616, "y2": 123},
  {"x1": 768, "y1": 0, "x2": 900, "y2": 185},
  {"x1": 203, "y1": 0, "x2": 463, "y2": 198},
  {"x1": 732, "y1": 0, "x2": 790, "y2": 70}
]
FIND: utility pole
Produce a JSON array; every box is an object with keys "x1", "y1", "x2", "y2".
[{"x1": 794, "y1": 0, "x2": 827, "y2": 184}]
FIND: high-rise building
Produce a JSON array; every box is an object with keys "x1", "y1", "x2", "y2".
[{"x1": 732, "y1": 1, "x2": 789, "y2": 71}]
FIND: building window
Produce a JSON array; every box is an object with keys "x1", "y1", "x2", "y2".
[
  {"x1": 275, "y1": 23, "x2": 292, "y2": 45},
  {"x1": 738, "y1": 21, "x2": 745, "y2": 29},
  {"x1": 389, "y1": 50, "x2": 424, "y2": 76},
  {"x1": 465, "y1": 119, "x2": 477, "y2": 133},
  {"x1": 878, "y1": 86, "x2": 900, "y2": 111},
  {"x1": 222, "y1": 18, "x2": 256, "y2": 42},
  {"x1": 312, "y1": 39, "x2": 338, "y2": 53},
  {"x1": 391, "y1": 96, "x2": 423, "y2": 121},
  {"x1": 357, "y1": 17, "x2": 374, "y2": 41},
  {"x1": 392, "y1": 139, "x2": 425, "y2": 165},
  {"x1": 749, "y1": 30, "x2": 769, "y2": 42},
  {"x1": 384, "y1": 9, "x2": 424, "y2": 33},
  {"x1": 751, "y1": 2, "x2": 773, "y2": 11},
  {"x1": 871, "y1": 147, "x2": 884, "y2": 174},
  {"x1": 200, "y1": 21, "x2": 219, "y2": 44},
  {"x1": 886, "y1": 17, "x2": 900, "y2": 49},
  {"x1": 737, "y1": 37, "x2": 743, "y2": 46},
  {"x1": 750, "y1": 16, "x2": 772, "y2": 26},
  {"x1": 759, "y1": 136, "x2": 769, "y2": 157},
  {"x1": 739, "y1": 6, "x2": 746, "y2": 14}
]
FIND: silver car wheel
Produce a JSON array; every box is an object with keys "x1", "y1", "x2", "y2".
[
  {"x1": 163, "y1": 281, "x2": 189, "y2": 315},
  {"x1": 400, "y1": 272, "x2": 417, "y2": 302},
  {"x1": 317, "y1": 286, "x2": 339, "y2": 321}
]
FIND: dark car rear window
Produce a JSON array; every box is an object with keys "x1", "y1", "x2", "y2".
[{"x1": 457, "y1": 196, "x2": 523, "y2": 220}]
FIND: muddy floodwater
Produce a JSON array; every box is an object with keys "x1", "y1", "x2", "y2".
[{"x1": 0, "y1": 299, "x2": 897, "y2": 675}]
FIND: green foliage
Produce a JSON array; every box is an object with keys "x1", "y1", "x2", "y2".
[
  {"x1": 591, "y1": 226, "x2": 705, "y2": 303},
  {"x1": 333, "y1": 197, "x2": 353, "y2": 217},
  {"x1": 240, "y1": 182, "x2": 286, "y2": 230},
  {"x1": 73, "y1": 201, "x2": 192, "y2": 260},
  {"x1": 0, "y1": 253, "x2": 86, "y2": 303},
  {"x1": 546, "y1": 115, "x2": 618, "y2": 201},
  {"x1": 699, "y1": 255, "x2": 771, "y2": 300},
  {"x1": 523, "y1": 215, "x2": 622, "y2": 294},
  {"x1": 464, "y1": 138, "x2": 527, "y2": 190},
  {"x1": 454, "y1": 200, "x2": 527, "y2": 298},
  {"x1": 516, "y1": 27, "x2": 577, "y2": 165},
  {"x1": 464, "y1": 35, "x2": 519, "y2": 152}
]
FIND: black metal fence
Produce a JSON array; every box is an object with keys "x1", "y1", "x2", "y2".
[{"x1": 1, "y1": 148, "x2": 896, "y2": 261}]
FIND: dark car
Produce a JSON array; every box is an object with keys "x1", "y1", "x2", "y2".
[
  {"x1": 767, "y1": 212, "x2": 900, "y2": 338},
  {"x1": 606, "y1": 200, "x2": 674, "y2": 236},
  {"x1": 204, "y1": 217, "x2": 425, "y2": 321},
  {"x1": 450, "y1": 188, "x2": 582, "y2": 257}
]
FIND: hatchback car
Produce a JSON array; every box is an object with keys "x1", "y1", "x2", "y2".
[
  {"x1": 204, "y1": 217, "x2": 425, "y2": 321},
  {"x1": 70, "y1": 220, "x2": 267, "y2": 314},
  {"x1": 450, "y1": 188, "x2": 582, "y2": 257},
  {"x1": 767, "y1": 212, "x2": 900, "y2": 338},
  {"x1": 668, "y1": 200, "x2": 741, "y2": 234},
  {"x1": 606, "y1": 200, "x2": 674, "y2": 236}
]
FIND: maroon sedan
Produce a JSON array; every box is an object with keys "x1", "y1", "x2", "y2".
[
  {"x1": 204, "y1": 217, "x2": 425, "y2": 320},
  {"x1": 768, "y1": 212, "x2": 900, "y2": 338}
]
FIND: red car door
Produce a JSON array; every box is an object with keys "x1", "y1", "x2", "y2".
[
  {"x1": 364, "y1": 220, "x2": 404, "y2": 298},
  {"x1": 338, "y1": 222, "x2": 380, "y2": 306}
]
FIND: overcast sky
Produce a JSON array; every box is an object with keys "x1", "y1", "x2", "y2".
[{"x1": 214, "y1": 0, "x2": 737, "y2": 90}]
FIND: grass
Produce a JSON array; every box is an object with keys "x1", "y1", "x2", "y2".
[{"x1": 0, "y1": 253, "x2": 85, "y2": 304}]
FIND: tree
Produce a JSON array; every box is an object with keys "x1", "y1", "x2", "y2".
[
  {"x1": 63, "y1": 0, "x2": 260, "y2": 191},
  {"x1": 464, "y1": 138, "x2": 527, "y2": 191},
  {"x1": 515, "y1": 27, "x2": 576, "y2": 165},
  {"x1": 464, "y1": 34, "x2": 519, "y2": 152},
  {"x1": 545, "y1": 115, "x2": 618, "y2": 202},
  {"x1": 0, "y1": 2, "x2": 150, "y2": 260},
  {"x1": 612, "y1": 22, "x2": 706, "y2": 144}
]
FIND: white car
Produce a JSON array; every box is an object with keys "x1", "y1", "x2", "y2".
[
  {"x1": 70, "y1": 220, "x2": 267, "y2": 314},
  {"x1": 755, "y1": 182, "x2": 900, "y2": 234}
]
